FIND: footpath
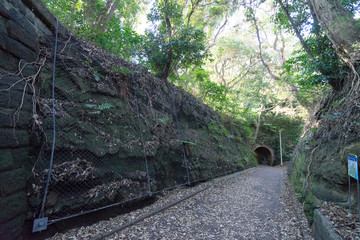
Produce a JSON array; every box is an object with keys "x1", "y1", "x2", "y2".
[{"x1": 49, "y1": 166, "x2": 313, "y2": 240}]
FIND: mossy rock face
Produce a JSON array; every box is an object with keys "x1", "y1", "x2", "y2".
[
  {"x1": 290, "y1": 129, "x2": 360, "y2": 224},
  {"x1": 313, "y1": 182, "x2": 348, "y2": 203}
]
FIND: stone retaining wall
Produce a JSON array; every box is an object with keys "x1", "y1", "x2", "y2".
[{"x1": 0, "y1": 0, "x2": 56, "y2": 238}]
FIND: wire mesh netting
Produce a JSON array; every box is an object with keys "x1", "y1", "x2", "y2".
[{"x1": 16, "y1": 22, "x2": 252, "y2": 226}]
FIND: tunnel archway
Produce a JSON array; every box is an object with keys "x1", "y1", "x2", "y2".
[{"x1": 254, "y1": 145, "x2": 274, "y2": 166}]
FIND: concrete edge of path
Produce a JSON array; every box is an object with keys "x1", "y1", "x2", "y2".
[
  {"x1": 89, "y1": 186, "x2": 211, "y2": 240},
  {"x1": 312, "y1": 209, "x2": 341, "y2": 240}
]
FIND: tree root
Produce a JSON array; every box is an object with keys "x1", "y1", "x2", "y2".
[
  {"x1": 0, "y1": 50, "x2": 49, "y2": 141},
  {"x1": 302, "y1": 145, "x2": 319, "y2": 204}
]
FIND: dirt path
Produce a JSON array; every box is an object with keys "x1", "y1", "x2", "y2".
[{"x1": 49, "y1": 166, "x2": 313, "y2": 240}]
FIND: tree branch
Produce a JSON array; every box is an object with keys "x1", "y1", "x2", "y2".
[
  {"x1": 252, "y1": 15, "x2": 280, "y2": 81},
  {"x1": 161, "y1": 0, "x2": 173, "y2": 80},
  {"x1": 275, "y1": 0, "x2": 316, "y2": 62}
]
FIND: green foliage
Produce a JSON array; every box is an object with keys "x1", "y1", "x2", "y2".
[
  {"x1": 141, "y1": 0, "x2": 209, "y2": 79},
  {"x1": 93, "y1": 71, "x2": 101, "y2": 82},
  {"x1": 84, "y1": 102, "x2": 114, "y2": 114},
  {"x1": 181, "y1": 140, "x2": 196, "y2": 145},
  {"x1": 114, "y1": 66, "x2": 131, "y2": 75},
  {"x1": 331, "y1": 97, "x2": 345, "y2": 107},
  {"x1": 98, "y1": 103, "x2": 114, "y2": 110},
  {"x1": 158, "y1": 117, "x2": 169, "y2": 124},
  {"x1": 310, "y1": 127, "x2": 317, "y2": 133},
  {"x1": 273, "y1": 0, "x2": 358, "y2": 91},
  {"x1": 282, "y1": 35, "x2": 346, "y2": 91},
  {"x1": 257, "y1": 112, "x2": 304, "y2": 165},
  {"x1": 42, "y1": 0, "x2": 143, "y2": 60},
  {"x1": 208, "y1": 121, "x2": 230, "y2": 137},
  {"x1": 303, "y1": 193, "x2": 315, "y2": 224}
]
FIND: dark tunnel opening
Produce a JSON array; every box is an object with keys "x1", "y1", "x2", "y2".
[{"x1": 254, "y1": 145, "x2": 274, "y2": 166}]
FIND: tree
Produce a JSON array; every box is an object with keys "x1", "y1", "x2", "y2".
[
  {"x1": 42, "y1": 0, "x2": 144, "y2": 60},
  {"x1": 142, "y1": 0, "x2": 209, "y2": 80},
  {"x1": 273, "y1": 0, "x2": 355, "y2": 90},
  {"x1": 309, "y1": 0, "x2": 360, "y2": 59}
]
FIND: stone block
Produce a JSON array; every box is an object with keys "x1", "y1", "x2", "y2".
[
  {"x1": 0, "y1": 15, "x2": 7, "y2": 33},
  {"x1": 0, "y1": 32, "x2": 36, "y2": 62},
  {"x1": 0, "y1": 129, "x2": 30, "y2": 148},
  {"x1": 0, "y1": 75, "x2": 27, "y2": 92},
  {"x1": 0, "y1": 48, "x2": 18, "y2": 72},
  {"x1": 8, "y1": 0, "x2": 27, "y2": 15},
  {"x1": 0, "y1": 167, "x2": 27, "y2": 197},
  {"x1": 0, "y1": 108, "x2": 32, "y2": 128},
  {"x1": 7, "y1": 20, "x2": 39, "y2": 51},
  {"x1": 0, "y1": 1, "x2": 10, "y2": 19},
  {"x1": 0, "y1": 149, "x2": 13, "y2": 171},
  {"x1": 33, "y1": 17, "x2": 53, "y2": 45},
  {"x1": 313, "y1": 183, "x2": 348, "y2": 203},
  {"x1": 312, "y1": 209, "x2": 341, "y2": 240},
  {"x1": 0, "y1": 215, "x2": 25, "y2": 240},
  {"x1": 24, "y1": 5, "x2": 36, "y2": 24},
  {"x1": 0, "y1": 88, "x2": 33, "y2": 110},
  {"x1": 11, "y1": 147, "x2": 31, "y2": 169},
  {"x1": 0, "y1": 191, "x2": 28, "y2": 223},
  {"x1": 4, "y1": 2, "x2": 37, "y2": 35},
  {"x1": 22, "y1": 0, "x2": 68, "y2": 37}
]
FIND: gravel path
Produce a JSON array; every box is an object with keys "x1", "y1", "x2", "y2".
[{"x1": 50, "y1": 165, "x2": 313, "y2": 240}]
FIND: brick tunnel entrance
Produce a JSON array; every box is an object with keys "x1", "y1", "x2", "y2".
[{"x1": 254, "y1": 145, "x2": 274, "y2": 166}]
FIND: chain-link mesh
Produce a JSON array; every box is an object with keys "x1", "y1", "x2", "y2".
[{"x1": 26, "y1": 21, "x2": 251, "y2": 225}]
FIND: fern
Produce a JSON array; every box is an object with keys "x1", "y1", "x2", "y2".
[
  {"x1": 158, "y1": 117, "x2": 169, "y2": 124},
  {"x1": 98, "y1": 103, "x2": 114, "y2": 110}
]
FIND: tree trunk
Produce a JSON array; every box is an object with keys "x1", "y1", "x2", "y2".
[
  {"x1": 252, "y1": 13, "x2": 310, "y2": 108},
  {"x1": 96, "y1": 0, "x2": 113, "y2": 31},
  {"x1": 276, "y1": 0, "x2": 316, "y2": 62},
  {"x1": 309, "y1": 0, "x2": 360, "y2": 57},
  {"x1": 253, "y1": 106, "x2": 263, "y2": 143},
  {"x1": 102, "y1": 0, "x2": 120, "y2": 31},
  {"x1": 161, "y1": 0, "x2": 173, "y2": 81}
]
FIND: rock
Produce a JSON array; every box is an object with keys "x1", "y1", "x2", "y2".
[
  {"x1": 0, "y1": 108, "x2": 32, "y2": 128},
  {"x1": 312, "y1": 209, "x2": 341, "y2": 240},
  {"x1": 0, "y1": 129, "x2": 30, "y2": 148},
  {"x1": 0, "y1": 75, "x2": 27, "y2": 92},
  {"x1": 10, "y1": 147, "x2": 31, "y2": 169},
  {"x1": 0, "y1": 87, "x2": 33, "y2": 111},
  {"x1": 169, "y1": 139, "x2": 181, "y2": 150},
  {"x1": 125, "y1": 170, "x2": 147, "y2": 182},
  {"x1": 7, "y1": 20, "x2": 39, "y2": 51},
  {"x1": 0, "y1": 149, "x2": 13, "y2": 171},
  {"x1": 4, "y1": 1, "x2": 37, "y2": 35},
  {"x1": 0, "y1": 48, "x2": 18, "y2": 72},
  {"x1": 313, "y1": 183, "x2": 348, "y2": 203},
  {"x1": 0, "y1": 191, "x2": 27, "y2": 223},
  {"x1": 22, "y1": 0, "x2": 68, "y2": 37},
  {"x1": 0, "y1": 15, "x2": 7, "y2": 33},
  {"x1": 0, "y1": 215, "x2": 25, "y2": 240},
  {"x1": 46, "y1": 191, "x2": 59, "y2": 208},
  {"x1": 0, "y1": 32, "x2": 36, "y2": 61},
  {"x1": 0, "y1": 167, "x2": 27, "y2": 196},
  {"x1": 316, "y1": 158, "x2": 347, "y2": 185}
]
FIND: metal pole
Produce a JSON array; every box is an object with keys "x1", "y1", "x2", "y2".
[
  {"x1": 279, "y1": 131, "x2": 283, "y2": 167},
  {"x1": 349, "y1": 175, "x2": 352, "y2": 215},
  {"x1": 133, "y1": 75, "x2": 152, "y2": 197},
  {"x1": 357, "y1": 176, "x2": 359, "y2": 221}
]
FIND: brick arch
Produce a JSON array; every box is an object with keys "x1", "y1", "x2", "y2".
[{"x1": 254, "y1": 145, "x2": 274, "y2": 166}]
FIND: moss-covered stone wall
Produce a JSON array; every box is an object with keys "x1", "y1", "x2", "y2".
[
  {"x1": 289, "y1": 81, "x2": 360, "y2": 224},
  {"x1": 0, "y1": 1, "x2": 256, "y2": 238}
]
